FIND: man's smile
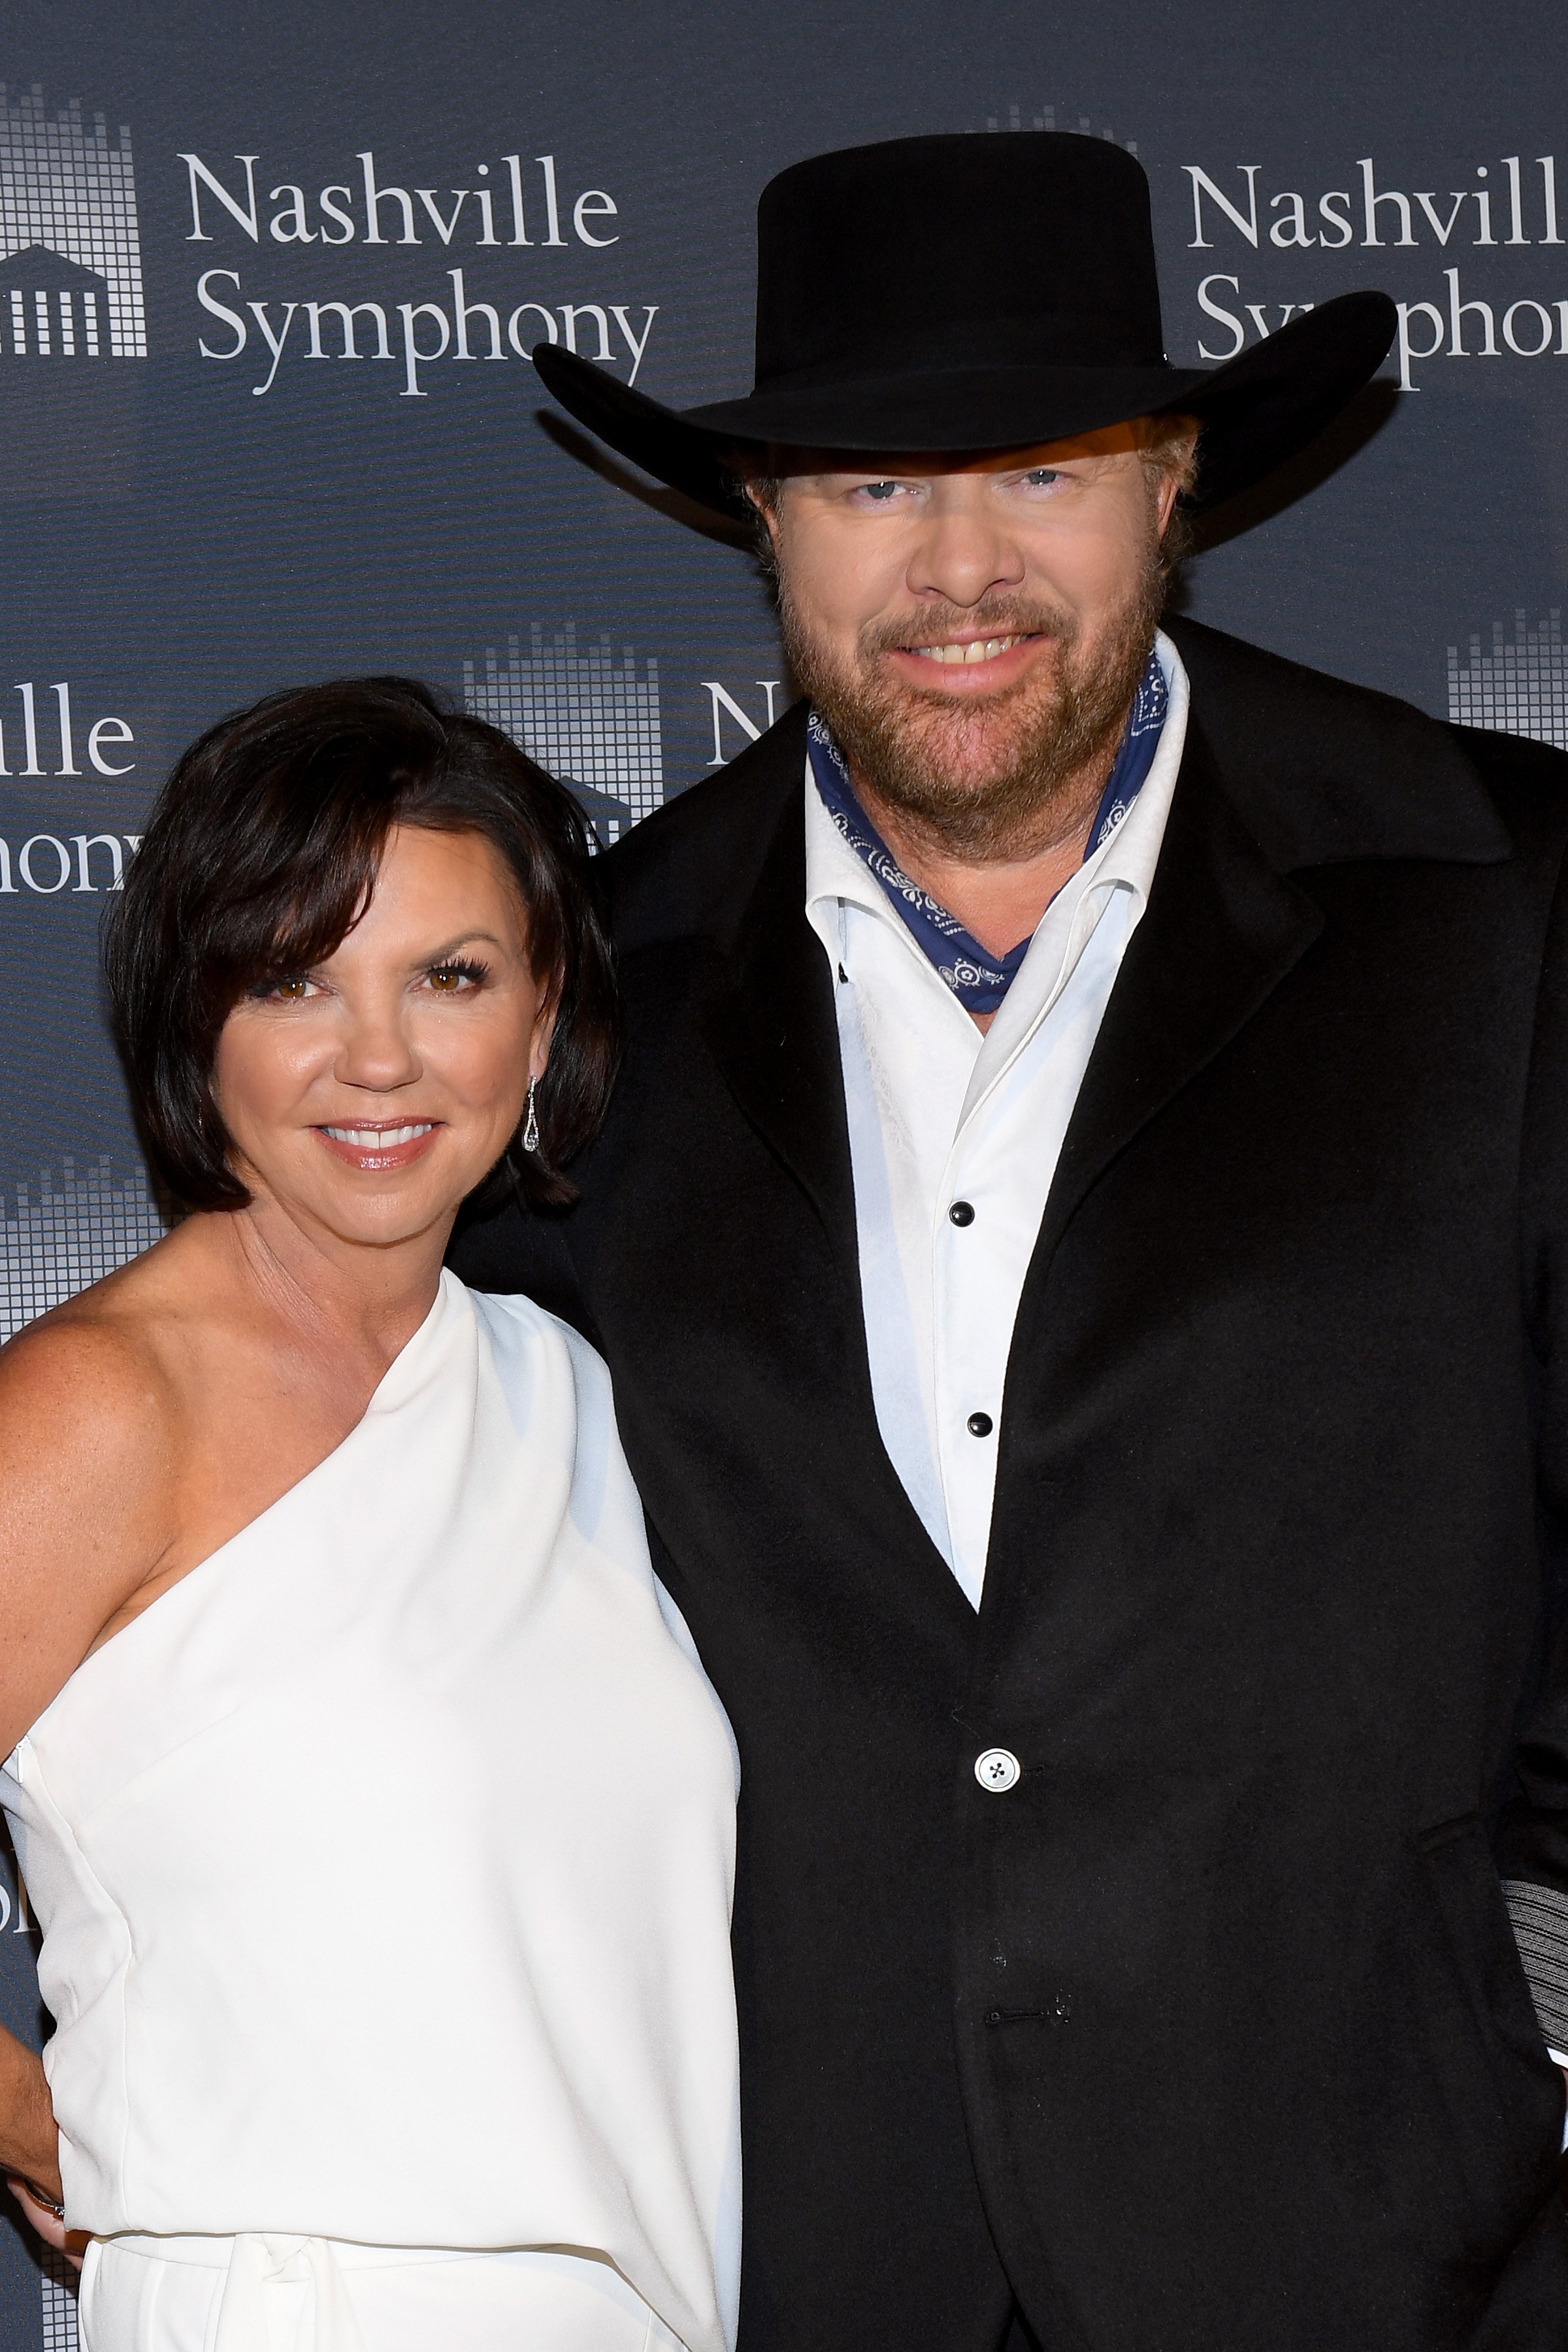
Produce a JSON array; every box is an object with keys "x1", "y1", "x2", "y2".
[
  {"x1": 882, "y1": 629, "x2": 1051, "y2": 694},
  {"x1": 907, "y1": 633, "x2": 1033, "y2": 666}
]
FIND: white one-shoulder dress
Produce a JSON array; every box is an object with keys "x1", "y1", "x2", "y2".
[{"x1": 1, "y1": 1273, "x2": 741, "y2": 2352}]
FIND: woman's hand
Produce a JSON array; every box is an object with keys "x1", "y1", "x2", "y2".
[
  {"x1": 0, "y1": 2027, "x2": 85, "y2": 2268},
  {"x1": 0, "y1": 2026, "x2": 57, "y2": 2189},
  {"x1": 5, "y1": 2175, "x2": 85, "y2": 2269}
]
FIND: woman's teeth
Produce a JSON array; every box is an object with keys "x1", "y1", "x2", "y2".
[
  {"x1": 913, "y1": 636, "x2": 1024, "y2": 666},
  {"x1": 323, "y1": 1123, "x2": 433, "y2": 1147}
]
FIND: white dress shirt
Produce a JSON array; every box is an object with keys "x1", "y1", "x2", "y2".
[{"x1": 804, "y1": 630, "x2": 1189, "y2": 1607}]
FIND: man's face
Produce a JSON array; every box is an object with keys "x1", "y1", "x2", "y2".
[{"x1": 757, "y1": 423, "x2": 1187, "y2": 860}]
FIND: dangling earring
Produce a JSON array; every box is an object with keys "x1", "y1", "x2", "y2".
[{"x1": 521, "y1": 1076, "x2": 540, "y2": 1154}]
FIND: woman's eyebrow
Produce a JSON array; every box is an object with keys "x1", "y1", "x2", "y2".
[{"x1": 412, "y1": 930, "x2": 506, "y2": 964}]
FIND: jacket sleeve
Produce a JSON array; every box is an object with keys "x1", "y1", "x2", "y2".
[
  {"x1": 1498, "y1": 792, "x2": 1568, "y2": 2048},
  {"x1": 446, "y1": 1196, "x2": 602, "y2": 1349}
]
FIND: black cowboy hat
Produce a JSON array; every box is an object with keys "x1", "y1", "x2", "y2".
[{"x1": 534, "y1": 131, "x2": 1396, "y2": 517}]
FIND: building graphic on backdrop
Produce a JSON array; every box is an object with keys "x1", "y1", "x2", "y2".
[
  {"x1": 0, "y1": 1158, "x2": 167, "y2": 1345},
  {"x1": 0, "y1": 84, "x2": 146, "y2": 361},
  {"x1": 977, "y1": 103, "x2": 1137, "y2": 155},
  {"x1": 462, "y1": 624, "x2": 663, "y2": 845},
  {"x1": 38, "y1": 2253, "x2": 76, "y2": 2352},
  {"x1": 1446, "y1": 610, "x2": 1568, "y2": 751}
]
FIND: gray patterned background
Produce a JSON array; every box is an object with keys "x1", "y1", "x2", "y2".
[{"x1": 3, "y1": 0, "x2": 1568, "y2": 2336}]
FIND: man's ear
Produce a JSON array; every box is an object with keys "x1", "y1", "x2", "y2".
[
  {"x1": 736, "y1": 475, "x2": 785, "y2": 584},
  {"x1": 742, "y1": 480, "x2": 782, "y2": 538},
  {"x1": 1139, "y1": 414, "x2": 1200, "y2": 538}
]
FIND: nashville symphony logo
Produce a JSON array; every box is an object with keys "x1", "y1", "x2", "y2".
[
  {"x1": 1179, "y1": 153, "x2": 1568, "y2": 389},
  {"x1": 179, "y1": 146, "x2": 657, "y2": 399},
  {"x1": 0, "y1": 83, "x2": 146, "y2": 361}
]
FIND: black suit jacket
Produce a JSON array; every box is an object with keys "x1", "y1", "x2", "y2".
[{"x1": 454, "y1": 616, "x2": 1568, "y2": 2351}]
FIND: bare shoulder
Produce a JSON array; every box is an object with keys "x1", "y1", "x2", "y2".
[
  {"x1": 0, "y1": 1247, "x2": 187, "y2": 1484},
  {"x1": 0, "y1": 1238, "x2": 195, "y2": 1622},
  {"x1": 0, "y1": 1241, "x2": 210, "y2": 1745}
]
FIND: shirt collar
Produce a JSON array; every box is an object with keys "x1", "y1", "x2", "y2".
[{"x1": 806, "y1": 630, "x2": 1189, "y2": 977}]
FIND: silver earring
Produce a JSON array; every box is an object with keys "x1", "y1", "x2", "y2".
[{"x1": 521, "y1": 1077, "x2": 540, "y2": 1154}]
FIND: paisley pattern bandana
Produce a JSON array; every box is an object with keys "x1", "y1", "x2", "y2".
[{"x1": 808, "y1": 646, "x2": 1169, "y2": 1016}]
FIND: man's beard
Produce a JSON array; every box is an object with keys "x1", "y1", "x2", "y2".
[{"x1": 778, "y1": 542, "x2": 1167, "y2": 863}]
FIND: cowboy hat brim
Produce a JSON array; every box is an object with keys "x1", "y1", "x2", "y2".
[{"x1": 533, "y1": 288, "x2": 1397, "y2": 517}]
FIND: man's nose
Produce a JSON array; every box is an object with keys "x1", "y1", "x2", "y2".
[{"x1": 905, "y1": 487, "x2": 1025, "y2": 608}]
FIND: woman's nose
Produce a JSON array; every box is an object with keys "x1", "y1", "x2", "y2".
[{"x1": 335, "y1": 1003, "x2": 421, "y2": 1090}]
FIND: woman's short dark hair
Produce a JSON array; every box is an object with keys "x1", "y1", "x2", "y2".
[{"x1": 103, "y1": 676, "x2": 617, "y2": 1214}]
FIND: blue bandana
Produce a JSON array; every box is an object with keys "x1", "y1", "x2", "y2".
[{"x1": 809, "y1": 645, "x2": 1169, "y2": 1016}]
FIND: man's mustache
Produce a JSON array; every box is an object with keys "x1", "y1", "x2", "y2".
[{"x1": 858, "y1": 600, "x2": 1080, "y2": 659}]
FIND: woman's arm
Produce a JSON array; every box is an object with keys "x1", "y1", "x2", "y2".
[
  {"x1": 3, "y1": 2021, "x2": 83, "y2": 2260},
  {"x1": 0, "y1": 1310, "x2": 180, "y2": 2247},
  {"x1": 0, "y1": 2021, "x2": 60, "y2": 2200},
  {"x1": 0, "y1": 1312, "x2": 178, "y2": 1758}
]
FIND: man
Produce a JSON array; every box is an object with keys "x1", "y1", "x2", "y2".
[{"x1": 454, "y1": 131, "x2": 1568, "y2": 2348}]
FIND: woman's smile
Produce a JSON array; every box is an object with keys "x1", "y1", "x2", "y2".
[{"x1": 314, "y1": 1117, "x2": 443, "y2": 1173}]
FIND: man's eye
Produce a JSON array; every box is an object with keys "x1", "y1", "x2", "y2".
[
  {"x1": 1021, "y1": 468, "x2": 1062, "y2": 488},
  {"x1": 858, "y1": 481, "x2": 905, "y2": 502}
]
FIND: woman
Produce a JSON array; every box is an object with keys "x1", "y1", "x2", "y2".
[{"x1": 0, "y1": 679, "x2": 740, "y2": 2352}]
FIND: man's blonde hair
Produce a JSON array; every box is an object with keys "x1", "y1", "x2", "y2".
[
  {"x1": 1137, "y1": 412, "x2": 1201, "y2": 569},
  {"x1": 1137, "y1": 412, "x2": 1200, "y2": 493}
]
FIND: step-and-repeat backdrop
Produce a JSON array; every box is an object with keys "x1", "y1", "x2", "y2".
[{"x1": 2, "y1": 0, "x2": 1566, "y2": 2334}]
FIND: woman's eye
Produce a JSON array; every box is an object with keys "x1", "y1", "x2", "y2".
[
  {"x1": 426, "y1": 961, "x2": 486, "y2": 992},
  {"x1": 257, "y1": 975, "x2": 316, "y2": 1002}
]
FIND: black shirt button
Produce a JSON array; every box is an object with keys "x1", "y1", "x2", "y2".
[
  {"x1": 948, "y1": 1200, "x2": 975, "y2": 1226},
  {"x1": 966, "y1": 1411, "x2": 994, "y2": 1437}
]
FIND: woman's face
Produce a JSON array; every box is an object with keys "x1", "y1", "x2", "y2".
[{"x1": 213, "y1": 823, "x2": 549, "y2": 1252}]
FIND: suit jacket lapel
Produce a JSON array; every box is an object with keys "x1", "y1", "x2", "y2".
[
  {"x1": 702, "y1": 771, "x2": 975, "y2": 1619},
  {"x1": 1026, "y1": 706, "x2": 1326, "y2": 1287},
  {"x1": 704, "y1": 777, "x2": 860, "y2": 1264},
  {"x1": 700, "y1": 711, "x2": 1330, "y2": 1529}
]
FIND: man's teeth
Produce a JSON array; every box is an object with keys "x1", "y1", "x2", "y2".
[
  {"x1": 323, "y1": 1123, "x2": 433, "y2": 1147},
  {"x1": 912, "y1": 636, "x2": 1024, "y2": 666}
]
